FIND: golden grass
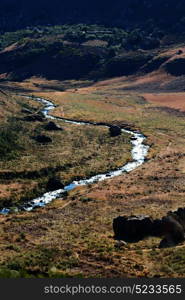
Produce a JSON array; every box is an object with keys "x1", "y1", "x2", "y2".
[{"x1": 1, "y1": 78, "x2": 185, "y2": 277}]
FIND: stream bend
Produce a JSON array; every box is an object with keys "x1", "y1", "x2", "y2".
[{"x1": 1, "y1": 96, "x2": 149, "y2": 214}]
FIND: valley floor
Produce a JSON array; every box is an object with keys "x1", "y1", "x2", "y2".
[{"x1": 1, "y1": 75, "x2": 185, "y2": 277}]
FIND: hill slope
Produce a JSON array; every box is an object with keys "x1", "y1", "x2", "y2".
[{"x1": 1, "y1": 0, "x2": 185, "y2": 34}]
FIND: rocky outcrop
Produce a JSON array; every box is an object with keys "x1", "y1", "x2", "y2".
[
  {"x1": 109, "y1": 125, "x2": 122, "y2": 137},
  {"x1": 173, "y1": 207, "x2": 185, "y2": 229},
  {"x1": 159, "y1": 215, "x2": 185, "y2": 248},
  {"x1": 113, "y1": 215, "x2": 154, "y2": 242},
  {"x1": 113, "y1": 207, "x2": 185, "y2": 248},
  {"x1": 158, "y1": 208, "x2": 185, "y2": 248},
  {"x1": 45, "y1": 121, "x2": 63, "y2": 131}
]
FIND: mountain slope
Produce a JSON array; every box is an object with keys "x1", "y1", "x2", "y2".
[{"x1": 1, "y1": 0, "x2": 185, "y2": 34}]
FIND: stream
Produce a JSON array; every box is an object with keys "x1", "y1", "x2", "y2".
[{"x1": 0, "y1": 95, "x2": 149, "y2": 214}]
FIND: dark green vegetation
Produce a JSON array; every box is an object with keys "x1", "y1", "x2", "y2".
[
  {"x1": 1, "y1": 0, "x2": 185, "y2": 37},
  {"x1": 0, "y1": 24, "x2": 171, "y2": 82},
  {"x1": 0, "y1": 24, "x2": 161, "y2": 52},
  {"x1": 2, "y1": 19, "x2": 185, "y2": 83}
]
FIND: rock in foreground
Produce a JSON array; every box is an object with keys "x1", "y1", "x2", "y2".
[
  {"x1": 113, "y1": 215, "x2": 153, "y2": 242},
  {"x1": 113, "y1": 207, "x2": 185, "y2": 248}
]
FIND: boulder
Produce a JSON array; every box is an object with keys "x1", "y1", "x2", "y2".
[
  {"x1": 174, "y1": 208, "x2": 185, "y2": 229},
  {"x1": 109, "y1": 125, "x2": 122, "y2": 137},
  {"x1": 151, "y1": 219, "x2": 164, "y2": 237},
  {"x1": 160, "y1": 215, "x2": 185, "y2": 246},
  {"x1": 45, "y1": 121, "x2": 63, "y2": 131},
  {"x1": 34, "y1": 135, "x2": 52, "y2": 144},
  {"x1": 113, "y1": 215, "x2": 154, "y2": 242},
  {"x1": 159, "y1": 234, "x2": 177, "y2": 248},
  {"x1": 176, "y1": 207, "x2": 185, "y2": 218},
  {"x1": 113, "y1": 206, "x2": 185, "y2": 248},
  {"x1": 46, "y1": 176, "x2": 64, "y2": 191}
]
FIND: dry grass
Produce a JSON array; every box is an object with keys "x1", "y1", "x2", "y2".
[
  {"x1": 0, "y1": 92, "x2": 131, "y2": 208},
  {"x1": 1, "y1": 77, "x2": 185, "y2": 277},
  {"x1": 143, "y1": 93, "x2": 185, "y2": 111}
]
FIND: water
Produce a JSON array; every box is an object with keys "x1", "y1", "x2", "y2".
[{"x1": 0, "y1": 95, "x2": 149, "y2": 214}]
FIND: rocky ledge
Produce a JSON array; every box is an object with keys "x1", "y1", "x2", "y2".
[{"x1": 113, "y1": 207, "x2": 185, "y2": 248}]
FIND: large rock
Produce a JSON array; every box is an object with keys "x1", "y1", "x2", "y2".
[
  {"x1": 160, "y1": 215, "x2": 185, "y2": 247},
  {"x1": 109, "y1": 125, "x2": 122, "y2": 137},
  {"x1": 45, "y1": 121, "x2": 63, "y2": 131},
  {"x1": 113, "y1": 207, "x2": 185, "y2": 248},
  {"x1": 174, "y1": 208, "x2": 185, "y2": 229},
  {"x1": 33, "y1": 135, "x2": 52, "y2": 144},
  {"x1": 159, "y1": 234, "x2": 178, "y2": 248},
  {"x1": 113, "y1": 215, "x2": 154, "y2": 242},
  {"x1": 151, "y1": 219, "x2": 164, "y2": 237}
]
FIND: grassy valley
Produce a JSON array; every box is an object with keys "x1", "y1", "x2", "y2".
[{"x1": 1, "y1": 19, "x2": 185, "y2": 278}]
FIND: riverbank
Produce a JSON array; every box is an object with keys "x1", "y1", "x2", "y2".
[
  {"x1": 1, "y1": 79, "x2": 185, "y2": 278},
  {"x1": 0, "y1": 93, "x2": 132, "y2": 210},
  {"x1": 1, "y1": 95, "x2": 149, "y2": 214}
]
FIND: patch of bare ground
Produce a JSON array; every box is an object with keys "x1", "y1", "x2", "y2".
[{"x1": 143, "y1": 93, "x2": 185, "y2": 112}]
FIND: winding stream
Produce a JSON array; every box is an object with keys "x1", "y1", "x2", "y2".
[{"x1": 0, "y1": 96, "x2": 149, "y2": 214}]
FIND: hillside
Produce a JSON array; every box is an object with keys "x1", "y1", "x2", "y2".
[
  {"x1": 1, "y1": 0, "x2": 185, "y2": 35},
  {"x1": 1, "y1": 73, "x2": 185, "y2": 277},
  {"x1": 1, "y1": 25, "x2": 185, "y2": 85}
]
